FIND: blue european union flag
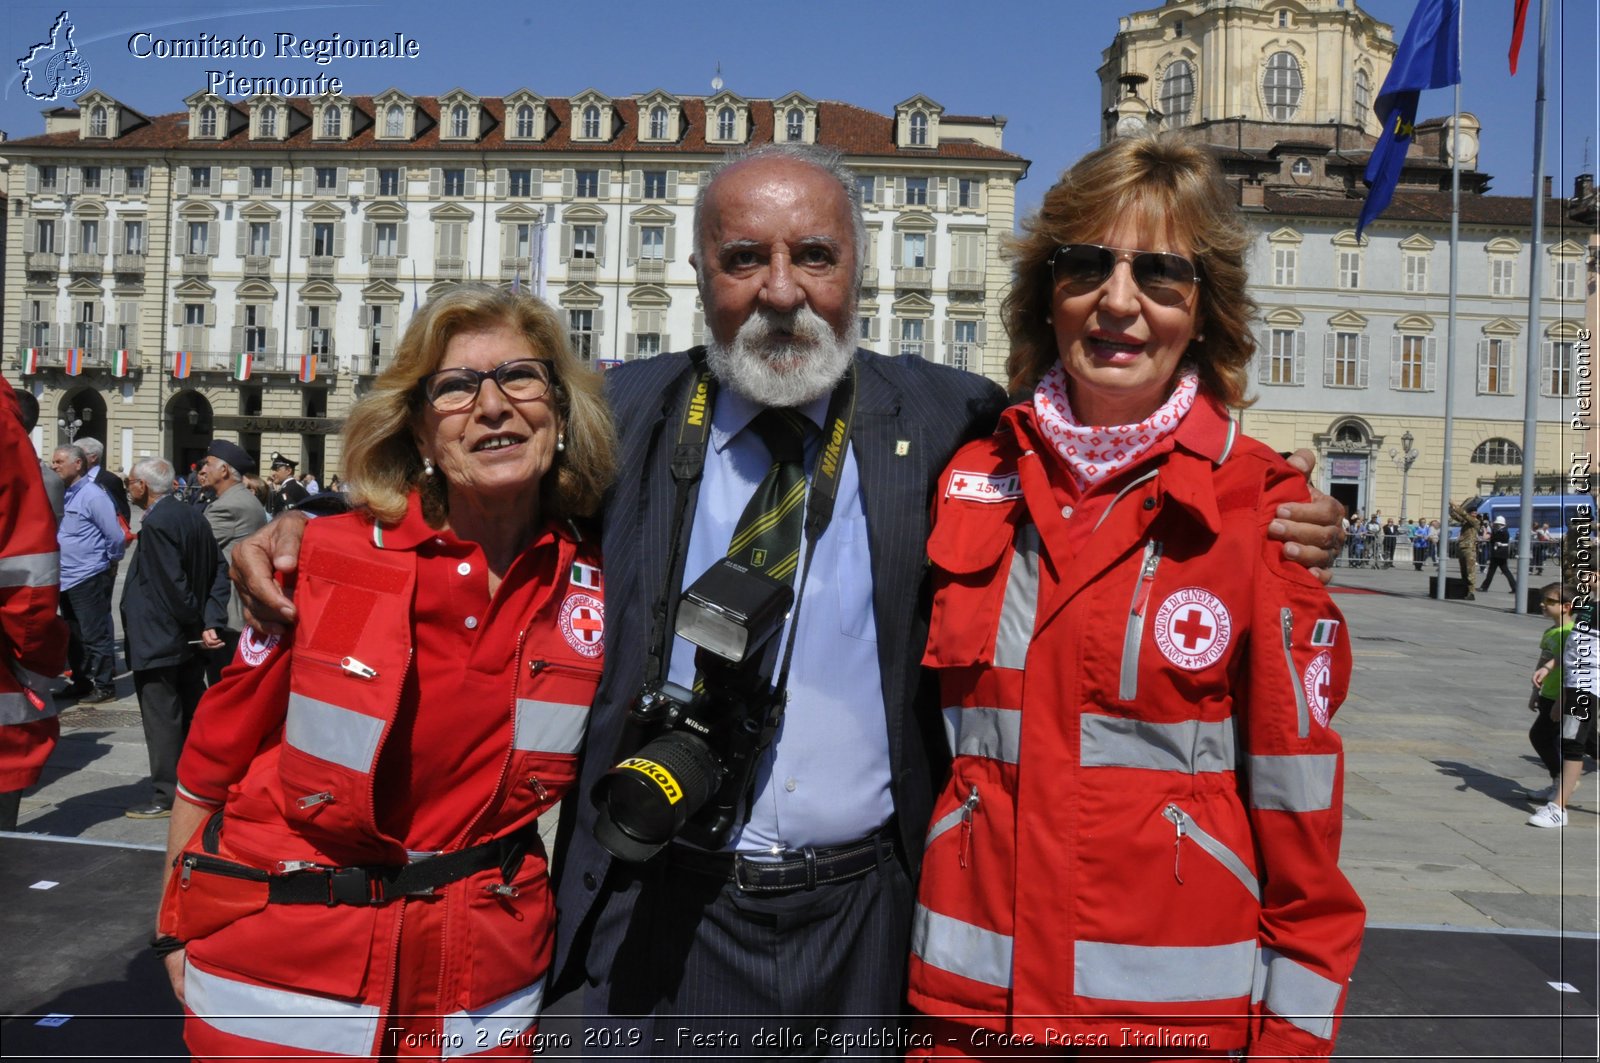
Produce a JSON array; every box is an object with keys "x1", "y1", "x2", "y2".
[{"x1": 1356, "y1": 0, "x2": 1462, "y2": 238}]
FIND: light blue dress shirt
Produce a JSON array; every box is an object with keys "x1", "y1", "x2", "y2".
[
  {"x1": 670, "y1": 388, "x2": 895, "y2": 854},
  {"x1": 58, "y1": 476, "x2": 125, "y2": 591}
]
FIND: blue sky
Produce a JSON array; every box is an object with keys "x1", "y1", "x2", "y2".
[{"x1": 3, "y1": 0, "x2": 1595, "y2": 217}]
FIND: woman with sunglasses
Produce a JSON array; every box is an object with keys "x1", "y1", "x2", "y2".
[
  {"x1": 155, "y1": 285, "x2": 616, "y2": 1059},
  {"x1": 907, "y1": 135, "x2": 1364, "y2": 1060}
]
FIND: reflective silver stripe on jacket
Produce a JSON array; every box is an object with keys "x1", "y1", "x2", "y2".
[
  {"x1": 1248, "y1": 753, "x2": 1339, "y2": 812},
  {"x1": 1079, "y1": 714, "x2": 1237, "y2": 774},
  {"x1": 0, "y1": 690, "x2": 57, "y2": 726},
  {"x1": 185, "y1": 959, "x2": 381, "y2": 1055},
  {"x1": 1074, "y1": 939, "x2": 1256, "y2": 1003},
  {"x1": 0, "y1": 551, "x2": 59, "y2": 588},
  {"x1": 1251, "y1": 947, "x2": 1343, "y2": 1040},
  {"x1": 924, "y1": 803, "x2": 967, "y2": 848},
  {"x1": 992, "y1": 523, "x2": 1040, "y2": 670},
  {"x1": 441, "y1": 978, "x2": 546, "y2": 1057},
  {"x1": 942, "y1": 706, "x2": 1022, "y2": 765},
  {"x1": 911, "y1": 904, "x2": 1014, "y2": 989},
  {"x1": 514, "y1": 700, "x2": 588, "y2": 756},
  {"x1": 286, "y1": 693, "x2": 385, "y2": 774}
]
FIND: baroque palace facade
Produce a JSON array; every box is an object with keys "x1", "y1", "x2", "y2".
[
  {"x1": 2, "y1": 87, "x2": 1027, "y2": 477},
  {"x1": 1102, "y1": 0, "x2": 1595, "y2": 520}
]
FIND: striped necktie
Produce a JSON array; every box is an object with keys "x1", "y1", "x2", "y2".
[{"x1": 726, "y1": 409, "x2": 812, "y2": 586}]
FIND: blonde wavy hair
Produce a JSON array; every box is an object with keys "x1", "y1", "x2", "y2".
[
  {"x1": 342, "y1": 284, "x2": 617, "y2": 527},
  {"x1": 1004, "y1": 133, "x2": 1257, "y2": 407}
]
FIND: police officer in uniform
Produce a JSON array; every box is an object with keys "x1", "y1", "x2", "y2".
[{"x1": 265, "y1": 453, "x2": 309, "y2": 516}]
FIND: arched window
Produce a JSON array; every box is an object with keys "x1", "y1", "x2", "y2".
[
  {"x1": 1354, "y1": 69, "x2": 1371, "y2": 115},
  {"x1": 1291, "y1": 157, "x2": 1313, "y2": 177},
  {"x1": 1264, "y1": 51, "x2": 1303, "y2": 121},
  {"x1": 786, "y1": 108, "x2": 804, "y2": 142},
  {"x1": 260, "y1": 105, "x2": 277, "y2": 137},
  {"x1": 1471, "y1": 438, "x2": 1523, "y2": 464},
  {"x1": 322, "y1": 106, "x2": 341, "y2": 138},
  {"x1": 1334, "y1": 424, "x2": 1366, "y2": 444},
  {"x1": 582, "y1": 105, "x2": 601, "y2": 139},
  {"x1": 717, "y1": 106, "x2": 735, "y2": 141},
  {"x1": 1159, "y1": 61, "x2": 1194, "y2": 125},
  {"x1": 909, "y1": 112, "x2": 928, "y2": 145},
  {"x1": 385, "y1": 104, "x2": 404, "y2": 137},
  {"x1": 451, "y1": 104, "x2": 469, "y2": 138},
  {"x1": 516, "y1": 104, "x2": 535, "y2": 138},
  {"x1": 199, "y1": 105, "x2": 217, "y2": 137},
  {"x1": 649, "y1": 105, "x2": 668, "y2": 139},
  {"x1": 89, "y1": 105, "x2": 107, "y2": 137}
]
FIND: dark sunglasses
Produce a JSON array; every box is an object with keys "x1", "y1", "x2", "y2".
[
  {"x1": 419, "y1": 358, "x2": 554, "y2": 413},
  {"x1": 1050, "y1": 244, "x2": 1201, "y2": 306}
]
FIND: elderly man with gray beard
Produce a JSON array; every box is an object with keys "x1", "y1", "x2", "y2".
[
  {"x1": 231, "y1": 144, "x2": 1343, "y2": 1052},
  {"x1": 119, "y1": 458, "x2": 229, "y2": 819}
]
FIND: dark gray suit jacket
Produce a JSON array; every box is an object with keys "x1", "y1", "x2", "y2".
[
  {"x1": 120, "y1": 495, "x2": 230, "y2": 670},
  {"x1": 551, "y1": 348, "x2": 1006, "y2": 993}
]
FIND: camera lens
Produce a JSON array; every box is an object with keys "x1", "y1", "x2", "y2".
[{"x1": 593, "y1": 731, "x2": 721, "y2": 862}]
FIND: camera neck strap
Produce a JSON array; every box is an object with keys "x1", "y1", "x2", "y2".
[{"x1": 643, "y1": 350, "x2": 859, "y2": 699}]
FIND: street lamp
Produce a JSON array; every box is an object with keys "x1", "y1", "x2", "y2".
[{"x1": 1389, "y1": 430, "x2": 1420, "y2": 523}]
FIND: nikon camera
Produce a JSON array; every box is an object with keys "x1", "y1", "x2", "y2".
[{"x1": 592, "y1": 558, "x2": 794, "y2": 862}]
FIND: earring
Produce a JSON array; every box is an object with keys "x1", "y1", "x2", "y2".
[
  {"x1": 556, "y1": 435, "x2": 566, "y2": 453},
  {"x1": 422, "y1": 457, "x2": 435, "y2": 477}
]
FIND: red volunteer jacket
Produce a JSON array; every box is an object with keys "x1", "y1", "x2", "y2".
[
  {"x1": 0, "y1": 377, "x2": 66, "y2": 793},
  {"x1": 171, "y1": 503, "x2": 602, "y2": 1057},
  {"x1": 907, "y1": 397, "x2": 1364, "y2": 1059}
]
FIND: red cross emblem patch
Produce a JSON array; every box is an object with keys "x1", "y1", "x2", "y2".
[
  {"x1": 1303, "y1": 650, "x2": 1334, "y2": 728},
  {"x1": 1152, "y1": 588, "x2": 1232, "y2": 671},
  {"x1": 560, "y1": 593, "x2": 605, "y2": 658},
  {"x1": 238, "y1": 627, "x2": 281, "y2": 668}
]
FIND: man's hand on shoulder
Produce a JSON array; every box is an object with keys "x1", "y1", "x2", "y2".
[
  {"x1": 233, "y1": 513, "x2": 309, "y2": 635},
  {"x1": 1270, "y1": 449, "x2": 1345, "y2": 586}
]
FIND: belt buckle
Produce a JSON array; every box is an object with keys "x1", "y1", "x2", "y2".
[
  {"x1": 327, "y1": 867, "x2": 376, "y2": 906},
  {"x1": 731, "y1": 854, "x2": 764, "y2": 892}
]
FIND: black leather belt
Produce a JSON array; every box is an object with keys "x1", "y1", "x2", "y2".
[{"x1": 668, "y1": 822, "x2": 896, "y2": 893}]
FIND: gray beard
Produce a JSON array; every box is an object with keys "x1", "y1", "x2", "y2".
[{"x1": 705, "y1": 306, "x2": 859, "y2": 408}]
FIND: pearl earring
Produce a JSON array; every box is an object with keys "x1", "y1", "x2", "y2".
[
  {"x1": 556, "y1": 435, "x2": 566, "y2": 453},
  {"x1": 422, "y1": 457, "x2": 435, "y2": 477}
]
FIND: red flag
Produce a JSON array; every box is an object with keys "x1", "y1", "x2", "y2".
[{"x1": 1509, "y1": 0, "x2": 1531, "y2": 74}]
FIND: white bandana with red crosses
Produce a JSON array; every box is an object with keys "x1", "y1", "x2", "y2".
[{"x1": 1032, "y1": 362, "x2": 1199, "y2": 487}]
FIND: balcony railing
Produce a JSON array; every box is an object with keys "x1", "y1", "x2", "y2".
[
  {"x1": 306, "y1": 255, "x2": 337, "y2": 278},
  {"x1": 242, "y1": 255, "x2": 273, "y2": 277},
  {"x1": 69, "y1": 252, "x2": 104, "y2": 273},
  {"x1": 113, "y1": 253, "x2": 147, "y2": 274},
  {"x1": 181, "y1": 254, "x2": 211, "y2": 276},
  {"x1": 859, "y1": 267, "x2": 879, "y2": 290},
  {"x1": 369, "y1": 255, "x2": 399, "y2": 278},
  {"x1": 634, "y1": 258, "x2": 667, "y2": 283},
  {"x1": 895, "y1": 267, "x2": 932, "y2": 290},
  {"x1": 565, "y1": 258, "x2": 598, "y2": 282},
  {"x1": 947, "y1": 269, "x2": 984, "y2": 293},
  {"x1": 168, "y1": 350, "x2": 338, "y2": 377},
  {"x1": 26, "y1": 252, "x2": 61, "y2": 273},
  {"x1": 436, "y1": 256, "x2": 465, "y2": 280},
  {"x1": 15, "y1": 345, "x2": 141, "y2": 374}
]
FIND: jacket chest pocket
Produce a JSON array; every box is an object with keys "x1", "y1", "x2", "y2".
[
  {"x1": 924, "y1": 506, "x2": 1037, "y2": 671},
  {"x1": 280, "y1": 648, "x2": 393, "y2": 826},
  {"x1": 508, "y1": 658, "x2": 601, "y2": 801}
]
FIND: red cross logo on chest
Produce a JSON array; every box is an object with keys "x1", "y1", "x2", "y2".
[{"x1": 1172, "y1": 609, "x2": 1214, "y2": 650}]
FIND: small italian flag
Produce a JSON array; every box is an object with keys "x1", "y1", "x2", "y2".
[
  {"x1": 1310, "y1": 619, "x2": 1340, "y2": 647},
  {"x1": 22, "y1": 348, "x2": 42, "y2": 374},
  {"x1": 111, "y1": 349, "x2": 131, "y2": 377},
  {"x1": 570, "y1": 561, "x2": 602, "y2": 590},
  {"x1": 234, "y1": 352, "x2": 253, "y2": 381}
]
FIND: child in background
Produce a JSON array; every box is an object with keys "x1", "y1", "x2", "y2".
[
  {"x1": 1530, "y1": 582, "x2": 1599, "y2": 828},
  {"x1": 1526, "y1": 582, "x2": 1573, "y2": 805}
]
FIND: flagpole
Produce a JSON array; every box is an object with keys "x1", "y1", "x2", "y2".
[
  {"x1": 1516, "y1": 0, "x2": 1551, "y2": 614},
  {"x1": 1436, "y1": 4, "x2": 1463, "y2": 601}
]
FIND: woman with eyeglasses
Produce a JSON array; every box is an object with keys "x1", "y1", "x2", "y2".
[
  {"x1": 156, "y1": 284, "x2": 616, "y2": 1059},
  {"x1": 907, "y1": 135, "x2": 1364, "y2": 1060}
]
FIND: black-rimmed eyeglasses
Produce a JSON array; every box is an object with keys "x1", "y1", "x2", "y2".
[
  {"x1": 419, "y1": 359, "x2": 554, "y2": 413},
  {"x1": 1050, "y1": 244, "x2": 1201, "y2": 306}
]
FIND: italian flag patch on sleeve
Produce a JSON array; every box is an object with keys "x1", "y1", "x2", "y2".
[
  {"x1": 1310, "y1": 619, "x2": 1340, "y2": 647},
  {"x1": 571, "y1": 561, "x2": 602, "y2": 590}
]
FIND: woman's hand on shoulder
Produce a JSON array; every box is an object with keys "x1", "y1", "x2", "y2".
[{"x1": 1268, "y1": 449, "x2": 1345, "y2": 585}]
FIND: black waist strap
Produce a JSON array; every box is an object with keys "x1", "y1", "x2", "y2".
[
  {"x1": 668, "y1": 820, "x2": 897, "y2": 893},
  {"x1": 189, "y1": 814, "x2": 537, "y2": 907}
]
